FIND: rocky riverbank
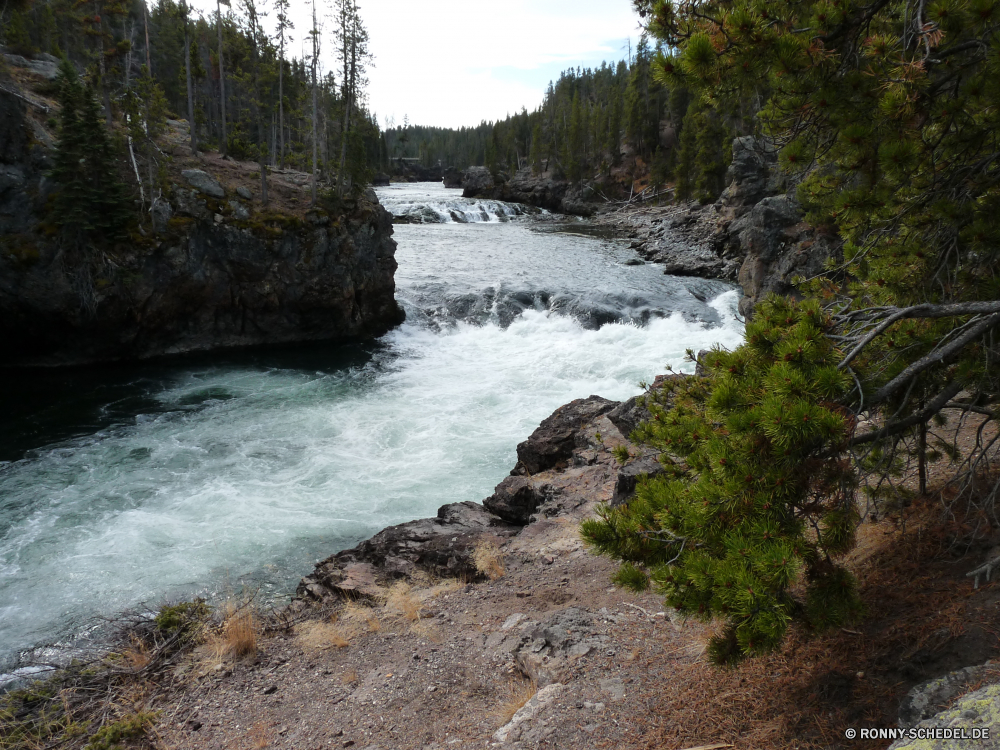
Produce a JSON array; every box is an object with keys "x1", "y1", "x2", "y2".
[
  {"x1": 134, "y1": 383, "x2": 1000, "y2": 750},
  {"x1": 0, "y1": 80, "x2": 404, "y2": 368},
  {"x1": 592, "y1": 137, "x2": 843, "y2": 318}
]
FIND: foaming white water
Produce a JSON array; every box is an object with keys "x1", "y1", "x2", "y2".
[
  {"x1": 0, "y1": 292, "x2": 743, "y2": 659},
  {"x1": 378, "y1": 181, "x2": 534, "y2": 223}
]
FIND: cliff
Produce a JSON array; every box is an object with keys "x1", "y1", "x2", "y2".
[
  {"x1": 594, "y1": 136, "x2": 843, "y2": 318},
  {"x1": 460, "y1": 166, "x2": 598, "y2": 217},
  {"x1": 0, "y1": 85, "x2": 404, "y2": 367}
]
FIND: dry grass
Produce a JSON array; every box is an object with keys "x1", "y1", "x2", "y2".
[
  {"x1": 473, "y1": 539, "x2": 506, "y2": 580},
  {"x1": 247, "y1": 721, "x2": 272, "y2": 749},
  {"x1": 221, "y1": 606, "x2": 258, "y2": 659},
  {"x1": 634, "y1": 495, "x2": 1000, "y2": 750},
  {"x1": 428, "y1": 578, "x2": 463, "y2": 598},
  {"x1": 385, "y1": 582, "x2": 422, "y2": 622},
  {"x1": 120, "y1": 635, "x2": 152, "y2": 670},
  {"x1": 493, "y1": 677, "x2": 537, "y2": 726},
  {"x1": 342, "y1": 600, "x2": 382, "y2": 633},
  {"x1": 295, "y1": 619, "x2": 351, "y2": 651}
]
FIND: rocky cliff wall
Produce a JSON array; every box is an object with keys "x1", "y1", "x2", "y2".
[
  {"x1": 0, "y1": 88, "x2": 404, "y2": 367},
  {"x1": 596, "y1": 136, "x2": 843, "y2": 319},
  {"x1": 461, "y1": 166, "x2": 598, "y2": 217}
]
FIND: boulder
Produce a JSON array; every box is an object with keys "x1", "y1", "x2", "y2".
[
  {"x1": 899, "y1": 663, "x2": 1000, "y2": 729},
  {"x1": 461, "y1": 166, "x2": 495, "y2": 197},
  {"x1": 235, "y1": 185, "x2": 253, "y2": 200},
  {"x1": 297, "y1": 501, "x2": 517, "y2": 600},
  {"x1": 612, "y1": 453, "x2": 666, "y2": 507},
  {"x1": 485, "y1": 476, "x2": 546, "y2": 525},
  {"x1": 890, "y1": 681, "x2": 1000, "y2": 749},
  {"x1": 2, "y1": 53, "x2": 59, "y2": 80},
  {"x1": 181, "y1": 169, "x2": 225, "y2": 198},
  {"x1": 512, "y1": 395, "x2": 617, "y2": 475}
]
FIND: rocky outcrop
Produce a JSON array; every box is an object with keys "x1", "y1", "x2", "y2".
[
  {"x1": 462, "y1": 167, "x2": 598, "y2": 217},
  {"x1": 891, "y1": 680, "x2": 1000, "y2": 749},
  {"x1": 442, "y1": 166, "x2": 463, "y2": 189},
  {"x1": 612, "y1": 453, "x2": 665, "y2": 507},
  {"x1": 461, "y1": 166, "x2": 495, "y2": 197},
  {"x1": 485, "y1": 476, "x2": 548, "y2": 525},
  {"x1": 295, "y1": 391, "x2": 632, "y2": 604},
  {"x1": 597, "y1": 135, "x2": 842, "y2": 317},
  {"x1": 2, "y1": 52, "x2": 60, "y2": 80},
  {"x1": 0, "y1": 87, "x2": 405, "y2": 367},
  {"x1": 297, "y1": 501, "x2": 519, "y2": 601},
  {"x1": 511, "y1": 608, "x2": 610, "y2": 686},
  {"x1": 511, "y1": 396, "x2": 617, "y2": 475},
  {"x1": 899, "y1": 663, "x2": 1000, "y2": 729}
]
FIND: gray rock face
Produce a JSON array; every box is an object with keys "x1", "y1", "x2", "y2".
[
  {"x1": 899, "y1": 664, "x2": 999, "y2": 729},
  {"x1": 442, "y1": 167, "x2": 462, "y2": 189},
  {"x1": 235, "y1": 186, "x2": 253, "y2": 200},
  {"x1": 732, "y1": 194, "x2": 840, "y2": 318},
  {"x1": 3, "y1": 53, "x2": 59, "y2": 79},
  {"x1": 605, "y1": 394, "x2": 651, "y2": 442},
  {"x1": 227, "y1": 200, "x2": 250, "y2": 220},
  {"x1": 181, "y1": 169, "x2": 225, "y2": 198},
  {"x1": 512, "y1": 395, "x2": 617, "y2": 475},
  {"x1": 718, "y1": 136, "x2": 779, "y2": 210},
  {"x1": 461, "y1": 166, "x2": 495, "y2": 197},
  {"x1": 485, "y1": 476, "x2": 547, "y2": 525},
  {"x1": 0, "y1": 89, "x2": 405, "y2": 367},
  {"x1": 890, "y1": 680, "x2": 1000, "y2": 749},
  {"x1": 511, "y1": 608, "x2": 609, "y2": 686},
  {"x1": 612, "y1": 454, "x2": 666, "y2": 507},
  {"x1": 297, "y1": 501, "x2": 518, "y2": 600}
]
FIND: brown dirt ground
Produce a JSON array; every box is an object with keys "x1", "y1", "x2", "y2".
[{"x1": 143, "y1": 413, "x2": 1000, "y2": 750}]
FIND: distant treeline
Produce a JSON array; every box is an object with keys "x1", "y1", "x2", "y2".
[{"x1": 385, "y1": 37, "x2": 742, "y2": 203}]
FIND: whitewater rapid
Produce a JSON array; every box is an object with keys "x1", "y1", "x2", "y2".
[{"x1": 0, "y1": 183, "x2": 744, "y2": 669}]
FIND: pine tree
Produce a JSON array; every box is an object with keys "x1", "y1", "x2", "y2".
[
  {"x1": 49, "y1": 60, "x2": 131, "y2": 247},
  {"x1": 582, "y1": 295, "x2": 863, "y2": 663}
]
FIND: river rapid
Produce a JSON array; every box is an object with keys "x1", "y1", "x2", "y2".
[{"x1": 0, "y1": 183, "x2": 744, "y2": 671}]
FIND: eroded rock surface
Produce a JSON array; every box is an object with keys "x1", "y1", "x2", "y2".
[
  {"x1": 0, "y1": 88, "x2": 405, "y2": 367},
  {"x1": 511, "y1": 395, "x2": 617, "y2": 476}
]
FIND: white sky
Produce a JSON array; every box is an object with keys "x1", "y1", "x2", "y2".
[{"x1": 194, "y1": 0, "x2": 641, "y2": 129}]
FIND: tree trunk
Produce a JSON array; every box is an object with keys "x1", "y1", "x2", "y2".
[
  {"x1": 216, "y1": 0, "x2": 227, "y2": 158},
  {"x1": 310, "y1": 2, "x2": 319, "y2": 205},
  {"x1": 278, "y1": 49, "x2": 285, "y2": 169},
  {"x1": 184, "y1": 6, "x2": 197, "y2": 155}
]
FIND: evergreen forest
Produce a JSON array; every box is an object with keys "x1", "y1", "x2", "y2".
[
  {"x1": 3, "y1": 0, "x2": 391, "y2": 218},
  {"x1": 384, "y1": 38, "x2": 737, "y2": 203}
]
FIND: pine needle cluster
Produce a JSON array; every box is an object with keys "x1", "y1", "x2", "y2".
[{"x1": 583, "y1": 295, "x2": 863, "y2": 664}]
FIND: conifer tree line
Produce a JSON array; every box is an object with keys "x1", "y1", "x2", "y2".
[
  {"x1": 2, "y1": 0, "x2": 391, "y2": 212},
  {"x1": 584, "y1": 0, "x2": 1000, "y2": 664},
  {"x1": 385, "y1": 38, "x2": 738, "y2": 203}
]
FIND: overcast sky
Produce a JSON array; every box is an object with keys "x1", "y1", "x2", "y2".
[
  {"x1": 364, "y1": 0, "x2": 641, "y2": 129},
  {"x1": 194, "y1": 0, "x2": 641, "y2": 129}
]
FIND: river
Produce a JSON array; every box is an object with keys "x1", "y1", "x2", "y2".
[{"x1": 0, "y1": 183, "x2": 744, "y2": 670}]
